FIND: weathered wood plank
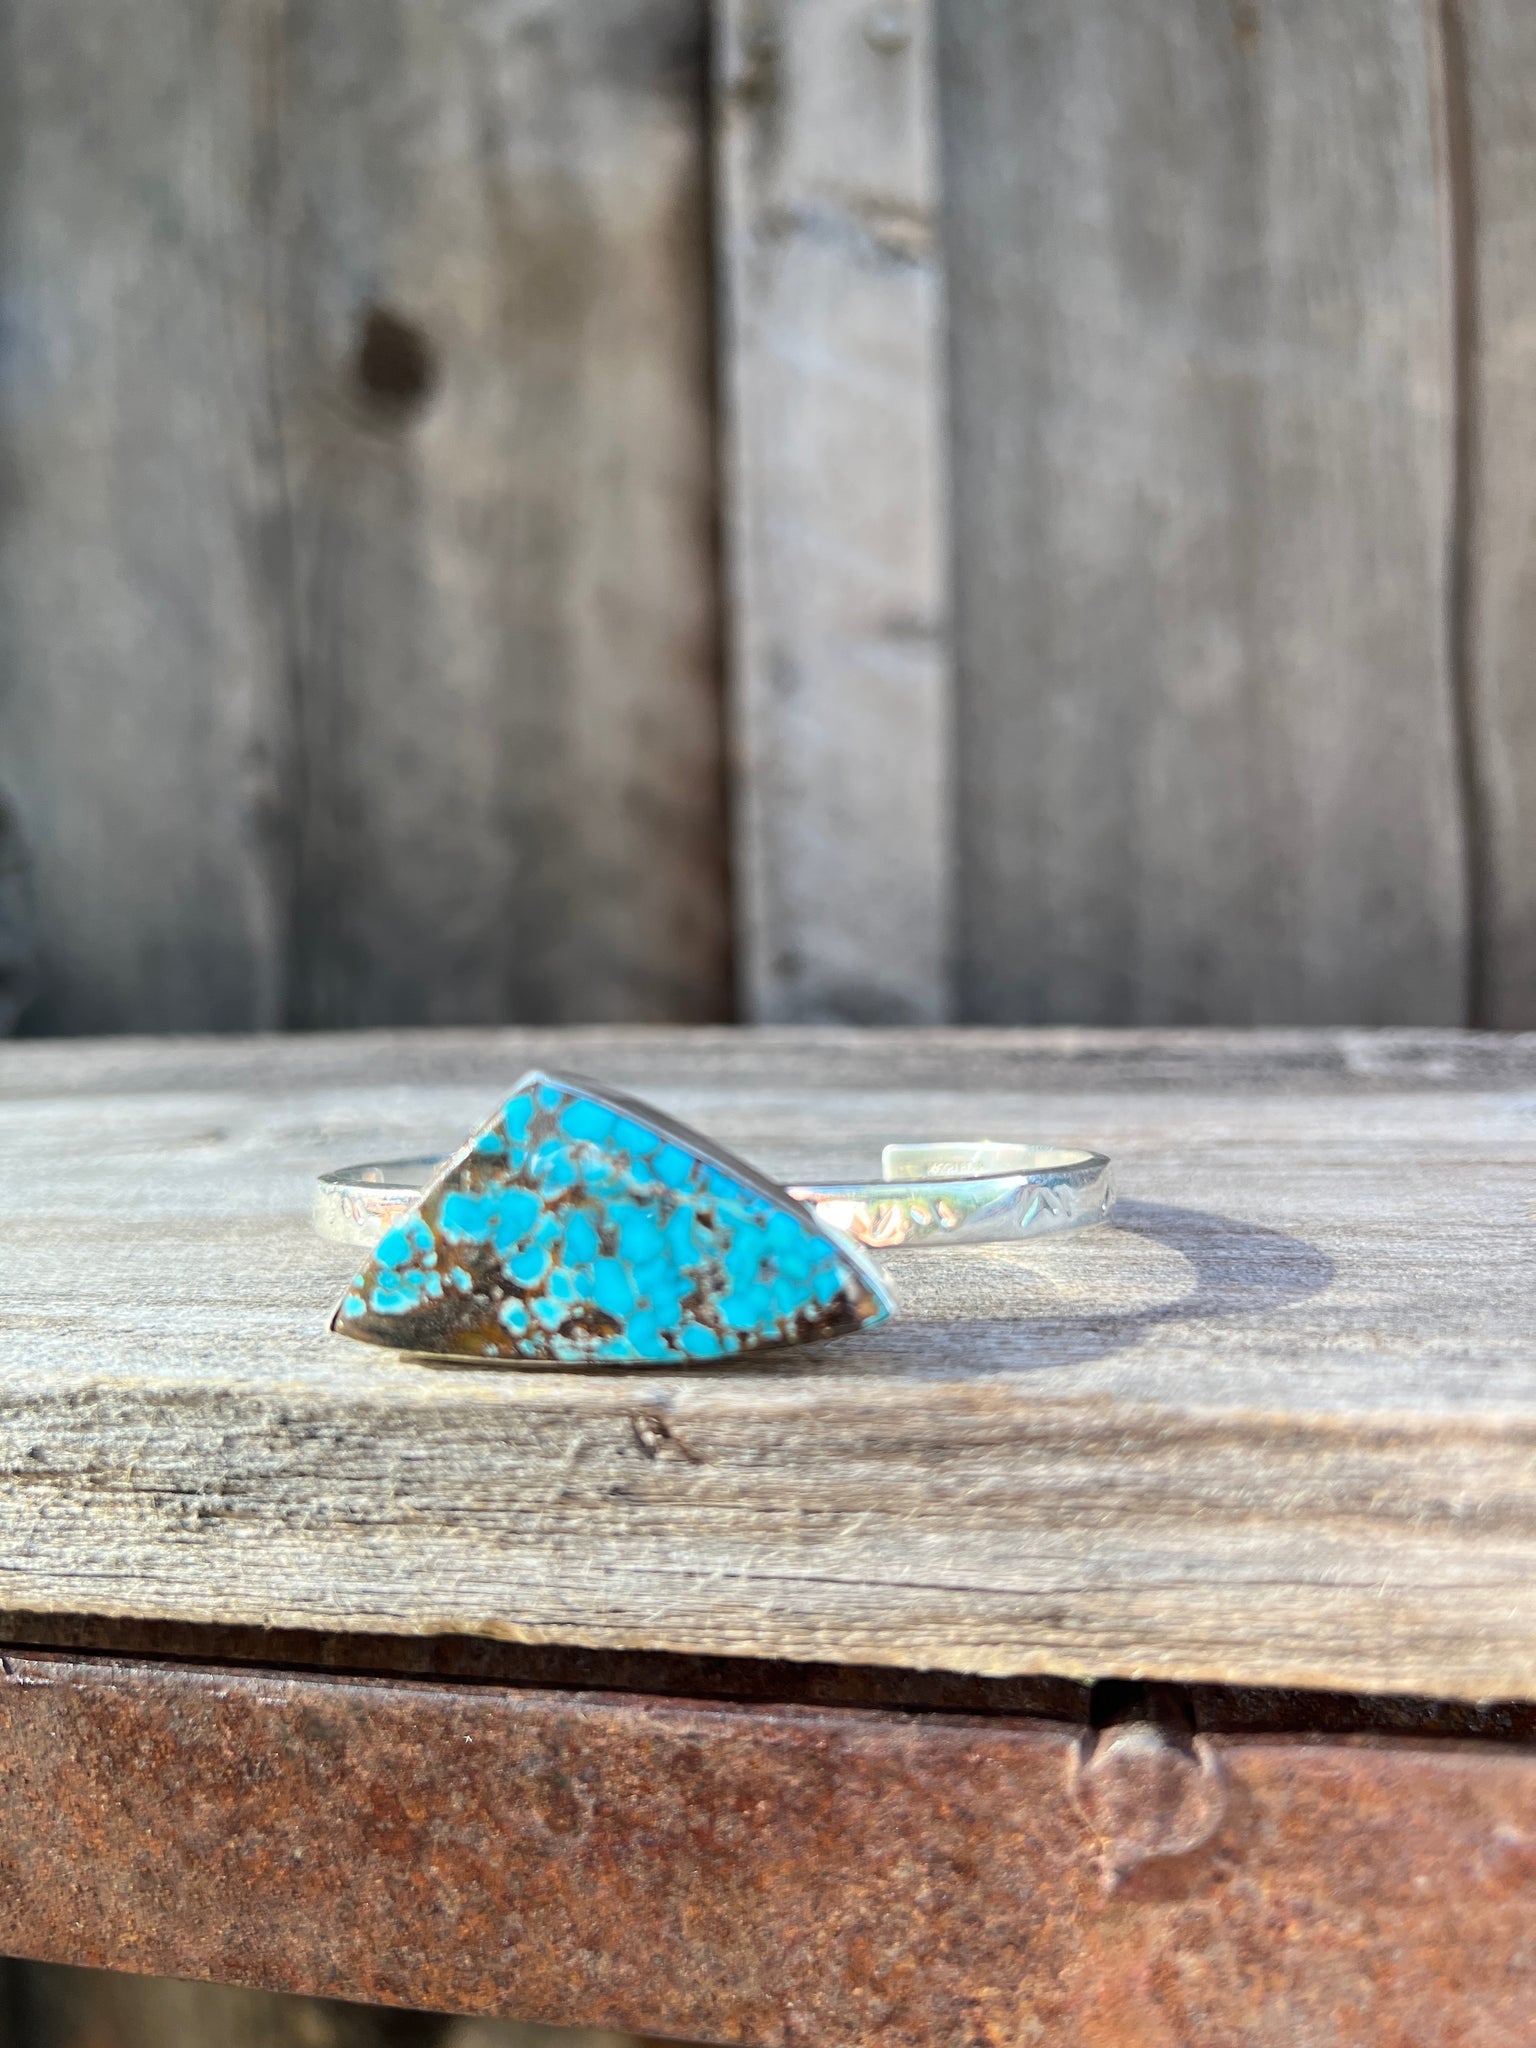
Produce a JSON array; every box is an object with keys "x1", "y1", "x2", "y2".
[
  {"x1": 0, "y1": 0, "x2": 727, "y2": 1036},
  {"x1": 3, "y1": 1027, "x2": 1536, "y2": 1700},
  {"x1": 1453, "y1": 0, "x2": 1536, "y2": 1027},
  {"x1": 0, "y1": 1, "x2": 290, "y2": 1034},
  {"x1": 715, "y1": 0, "x2": 952, "y2": 1024},
  {"x1": 278, "y1": 0, "x2": 728, "y2": 1030},
  {"x1": 942, "y1": 0, "x2": 1467, "y2": 1026},
  {"x1": 3, "y1": 1020, "x2": 1533, "y2": 1101},
  {"x1": 0, "y1": 798, "x2": 37, "y2": 1037}
]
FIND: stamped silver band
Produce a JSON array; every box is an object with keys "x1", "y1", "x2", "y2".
[{"x1": 315, "y1": 1140, "x2": 1114, "y2": 1254}]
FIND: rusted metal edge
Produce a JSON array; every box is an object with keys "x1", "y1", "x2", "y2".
[
  {"x1": 0, "y1": 1646, "x2": 1532, "y2": 2046},
  {"x1": 0, "y1": 1611, "x2": 1089, "y2": 1720},
  {"x1": 1, "y1": 1612, "x2": 1534, "y2": 1744}
]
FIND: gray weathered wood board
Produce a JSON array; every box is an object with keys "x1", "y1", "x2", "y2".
[
  {"x1": 940, "y1": 0, "x2": 1469, "y2": 1027},
  {"x1": 8, "y1": 3, "x2": 1536, "y2": 1044},
  {"x1": 6, "y1": 1, "x2": 1536, "y2": 1041},
  {"x1": 0, "y1": 0, "x2": 727, "y2": 1036},
  {"x1": 1458, "y1": 0, "x2": 1536, "y2": 1028},
  {"x1": 3, "y1": 1025, "x2": 1536, "y2": 1702},
  {"x1": 715, "y1": 0, "x2": 953, "y2": 1025}
]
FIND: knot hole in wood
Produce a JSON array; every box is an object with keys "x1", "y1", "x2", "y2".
[{"x1": 353, "y1": 306, "x2": 438, "y2": 421}]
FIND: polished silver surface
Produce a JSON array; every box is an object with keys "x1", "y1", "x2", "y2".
[
  {"x1": 315, "y1": 1139, "x2": 1113, "y2": 1253},
  {"x1": 792, "y1": 1141, "x2": 1114, "y2": 1249}
]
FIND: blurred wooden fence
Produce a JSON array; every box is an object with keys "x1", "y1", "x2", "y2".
[{"x1": 3, "y1": 0, "x2": 1535, "y2": 1040}]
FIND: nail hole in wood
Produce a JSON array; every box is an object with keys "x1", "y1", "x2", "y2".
[{"x1": 354, "y1": 305, "x2": 438, "y2": 419}]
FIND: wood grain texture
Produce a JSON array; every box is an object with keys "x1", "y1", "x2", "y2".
[
  {"x1": 0, "y1": 0, "x2": 290, "y2": 1035},
  {"x1": 715, "y1": 0, "x2": 952, "y2": 1024},
  {"x1": 2, "y1": 1027, "x2": 1536, "y2": 1701},
  {"x1": 0, "y1": 0, "x2": 727, "y2": 1036},
  {"x1": 1453, "y1": 0, "x2": 1536, "y2": 1027},
  {"x1": 0, "y1": 798, "x2": 37, "y2": 1037},
  {"x1": 942, "y1": 0, "x2": 1468, "y2": 1027},
  {"x1": 277, "y1": 0, "x2": 727, "y2": 1030}
]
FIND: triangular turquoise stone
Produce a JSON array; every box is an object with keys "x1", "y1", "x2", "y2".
[{"x1": 332, "y1": 1069, "x2": 893, "y2": 1363}]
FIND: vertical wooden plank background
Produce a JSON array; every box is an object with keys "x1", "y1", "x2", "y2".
[
  {"x1": 0, "y1": 0, "x2": 729, "y2": 1037},
  {"x1": 1454, "y1": 0, "x2": 1536, "y2": 1028},
  {"x1": 939, "y1": 0, "x2": 1469, "y2": 1027},
  {"x1": 714, "y1": 0, "x2": 953, "y2": 1025},
  {"x1": 3, "y1": 0, "x2": 1535, "y2": 1036},
  {"x1": 278, "y1": 0, "x2": 727, "y2": 1030},
  {"x1": 0, "y1": 1, "x2": 290, "y2": 1035}
]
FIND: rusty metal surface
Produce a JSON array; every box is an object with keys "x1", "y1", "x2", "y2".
[{"x1": 0, "y1": 1650, "x2": 1531, "y2": 2046}]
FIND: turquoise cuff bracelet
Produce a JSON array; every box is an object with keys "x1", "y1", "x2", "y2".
[{"x1": 317, "y1": 1068, "x2": 1113, "y2": 1367}]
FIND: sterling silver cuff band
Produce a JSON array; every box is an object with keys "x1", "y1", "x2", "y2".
[{"x1": 315, "y1": 1139, "x2": 1114, "y2": 1255}]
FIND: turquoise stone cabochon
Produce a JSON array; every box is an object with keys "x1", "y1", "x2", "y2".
[{"x1": 332, "y1": 1069, "x2": 894, "y2": 1364}]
